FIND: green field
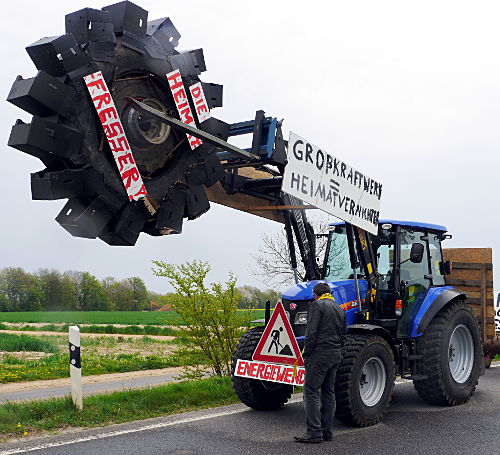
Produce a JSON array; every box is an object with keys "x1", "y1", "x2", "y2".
[
  {"x1": 0, "y1": 310, "x2": 265, "y2": 325},
  {"x1": 0, "y1": 311, "x2": 182, "y2": 325}
]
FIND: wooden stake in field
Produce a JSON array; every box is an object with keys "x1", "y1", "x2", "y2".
[{"x1": 69, "y1": 326, "x2": 83, "y2": 411}]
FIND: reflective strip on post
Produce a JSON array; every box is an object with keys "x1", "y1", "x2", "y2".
[{"x1": 69, "y1": 326, "x2": 83, "y2": 411}]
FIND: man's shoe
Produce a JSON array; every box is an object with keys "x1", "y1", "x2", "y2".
[
  {"x1": 323, "y1": 436, "x2": 333, "y2": 441},
  {"x1": 293, "y1": 435, "x2": 323, "y2": 444}
]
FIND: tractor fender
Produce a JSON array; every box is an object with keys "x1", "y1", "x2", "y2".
[
  {"x1": 411, "y1": 287, "x2": 467, "y2": 338},
  {"x1": 346, "y1": 324, "x2": 398, "y2": 360}
]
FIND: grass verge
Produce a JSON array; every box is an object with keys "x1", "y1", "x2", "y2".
[
  {"x1": 0, "y1": 323, "x2": 176, "y2": 336},
  {"x1": 0, "y1": 349, "x2": 206, "y2": 384},
  {"x1": 0, "y1": 333, "x2": 58, "y2": 353},
  {"x1": 0, "y1": 376, "x2": 239, "y2": 439}
]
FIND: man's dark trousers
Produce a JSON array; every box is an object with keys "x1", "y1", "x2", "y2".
[{"x1": 303, "y1": 351, "x2": 342, "y2": 439}]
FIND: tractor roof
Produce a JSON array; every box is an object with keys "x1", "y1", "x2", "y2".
[{"x1": 327, "y1": 219, "x2": 448, "y2": 232}]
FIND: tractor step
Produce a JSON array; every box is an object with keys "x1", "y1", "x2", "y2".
[{"x1": 401, "y1": 374, "x2": 428, "y2": 381}]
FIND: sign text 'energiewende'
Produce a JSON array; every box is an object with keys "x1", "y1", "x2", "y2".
[{"x1": 234, "y1": 359, "x2": 305, "y2": 386}]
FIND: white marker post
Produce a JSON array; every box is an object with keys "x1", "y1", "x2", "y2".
[{"x1": 69, "y1": 326, "x2": 83, "y2": 411}]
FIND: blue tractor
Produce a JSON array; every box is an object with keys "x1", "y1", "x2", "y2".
[{"x1": 232, "y1": 219, "x2": 484, "y2": 426}]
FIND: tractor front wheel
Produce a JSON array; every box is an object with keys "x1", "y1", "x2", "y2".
[
  {"x1": 335, "y1": 334, "x2": 395, "y2": 427},
  {"x1": 231, "y1": 326, "x2": 292, "y2": 410}
]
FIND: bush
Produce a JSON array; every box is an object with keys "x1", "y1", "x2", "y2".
[
  {"x1": 152, "y1": 260, "x2": 253, "y2": 377},
  {"x1": 123, "y1": 325, "x2": 143, "y2": 335}
]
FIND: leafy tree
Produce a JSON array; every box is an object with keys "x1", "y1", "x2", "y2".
[
  {"x1": 60, "y1": 272, "x2": 79, "y2": 310},
  {"x1": 237, "y1": 285, "x2": 280, "y2": 309},
  {"x1": 251, "y1": 215, "x2": 346, "y2": 287},
  {"x1": 37, "y1": 269, "x2": 64, "y2": 310},
  {"x1": 79, "y1": 272, "x2": 109, "y2": 311},
  {"x1": 128, "y1": 277, "x2": 148, "y2": 311},
  {"x1": 152, "y1": 260, "x2": 251, "y2": 377},
  {"x1": 0, "y1": 292, "x2": 9, "y2": 312},
  {"x1": 0, "y1": 267, "x2": 43, "y2": 311}
]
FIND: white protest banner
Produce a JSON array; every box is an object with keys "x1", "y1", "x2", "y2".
[
  {"x1": 84, "y1": 71, "x2": 147, "y2": 201},
  {"x1": 495, "y1": 293, "x2": 500, "y2": 332},
  {"x1": 166, "y1": 70, "x2": 202, "y2": 150},
  {"x1": 234, "y1": 359, "x2": 305, "y2": 386},
  {"x1": 189, "y1": 82, "x2": 211, "y2": 123},
  {"x1": 282, "y1": 132, "x2": 382, "y2": 235}
]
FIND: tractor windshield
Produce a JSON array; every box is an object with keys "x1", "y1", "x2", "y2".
[{"x1": 323, "y1": 225, "x2": 356, "y2": 281}]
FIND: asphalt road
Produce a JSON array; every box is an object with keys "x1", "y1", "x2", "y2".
[
  {"x1": 1, "y1": 365, "x2": 499, "y2": 455},
  {"x1": 0, "y1": 369, "x2": 182, "y2": 403}
]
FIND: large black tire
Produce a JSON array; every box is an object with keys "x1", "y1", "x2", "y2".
[
  {"x1": 413, "y1": 301, "x2": 483, "y2": 405},
  {"x1": 335, "y1": 334, "x2": 395, "y2": 427},
  {"x1": 231, "y1": 326, "x2": 293, "y2": 410},
  {"x1": 7, "y1": 2, "x2": 227, "y2": 245}
]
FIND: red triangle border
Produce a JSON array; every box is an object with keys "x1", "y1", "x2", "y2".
[{"x1": 252, "y1": 302, "x2": 304, "y2": 366}]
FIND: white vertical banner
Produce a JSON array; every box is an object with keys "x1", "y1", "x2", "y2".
[
  {"x1": 83, "y1": 71, "x2": 148, "y2": 201},
  {"x1": 189, "y1": 82, "x2": 211, "y2": 123},
  {"x1": 166, "y1": 69, "x2": 203, "y2": 150},
  {"x1": 69, "y1": 326, "x2": 83, "y2": 411},
  {"x1": 495, "y1": 293, "x2": 500, "y2": 332}
]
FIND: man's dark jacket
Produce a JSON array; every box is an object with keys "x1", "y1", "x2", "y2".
[{"x1": 304, "y1": 297, "x2": 346, "y2": 358}]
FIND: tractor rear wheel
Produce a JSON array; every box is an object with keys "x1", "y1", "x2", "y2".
[
  {"x1": 231, "y1": 326, "x2": 292, "y2": 410},
  {"x1": 335, "y1": 334, "x2": 395, "y2": 427},
  {"x1": 413, "y1": 301, "x2": 483, "y2": 405}
]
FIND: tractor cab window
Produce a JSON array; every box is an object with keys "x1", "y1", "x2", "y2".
[
  {"x1": 428, "y1": 233, "x2": 445, "y2": 286},
  {"x1": 324, "y1": 225, "x2": 356, "y2": 281},
  {"x1": 399, "y1": 228, "x2": 430, "y2": 302},
  {"x1": 373, "y1": 225, "x2": 396, "y2": 290}
]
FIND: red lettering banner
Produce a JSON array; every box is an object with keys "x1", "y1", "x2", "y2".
[
  {"x1": 167, "y1": 69, "x2": 202, "y2": 150},
  {"x1": 83, "y1": 71, "x2": 147, "y2": 201},
  {"x1": 189, "y1": 82, "x2": 211, "y2": 123},
  {"x1": 234, "y1": 359, "x2": 305, "y2": 386}
]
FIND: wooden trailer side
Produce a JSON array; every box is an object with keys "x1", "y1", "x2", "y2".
[{"x1": 442, "y1": 248, "x2": 495, "y2": 343}]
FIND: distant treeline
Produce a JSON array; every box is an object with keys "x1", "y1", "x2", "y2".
[{"x1": 0, "y1": 267, "x2": 280, "y2": 312}]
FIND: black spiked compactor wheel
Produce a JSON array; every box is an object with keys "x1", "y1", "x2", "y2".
[
  {"x1": 8, "y1": 1, "x2": 229, "y2": 245},
  {"x1": 232, "y1": 326, "x2": 293, "y2": 410}
]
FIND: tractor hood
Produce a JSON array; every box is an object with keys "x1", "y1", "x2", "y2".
[{"x1": 281, "y1": 279, "x2": 368, "y2": 307}]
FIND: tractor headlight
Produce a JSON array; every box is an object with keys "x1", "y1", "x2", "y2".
[{"x1": 295, "y1": 312, "x2": 308, "y2": 325}]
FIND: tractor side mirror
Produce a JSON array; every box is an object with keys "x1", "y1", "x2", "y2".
[{"x1": 410, "y1": 243, "x2": 424, "y2": 263}]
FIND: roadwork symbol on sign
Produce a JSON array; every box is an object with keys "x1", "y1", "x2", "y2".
[{"x1": 252, "y1": 302, "x2": 304, "y2": 366}]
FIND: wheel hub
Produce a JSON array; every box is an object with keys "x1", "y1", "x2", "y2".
[
  {"x1": 359, "y1": 357, "x2": 386, "y2": 407},
  {"x1": 448, "y1": 324, "x2": 474, "y2": 383},
  {"x1": 123, "y1": 98, "x2": 171, "y2": 148}
]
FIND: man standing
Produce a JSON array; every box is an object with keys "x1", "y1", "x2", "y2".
[{"x1": 294, "y1": 282, "x2": 346, "y2": 443}]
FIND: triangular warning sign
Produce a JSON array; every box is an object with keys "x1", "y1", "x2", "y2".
[{"x1": 253, "y1": 302, "x2": 304, "y2": 366}]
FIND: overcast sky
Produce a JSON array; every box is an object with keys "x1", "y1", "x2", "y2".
[{"x1": 1, "y1": 0, "x2": 499, "y2": 297}]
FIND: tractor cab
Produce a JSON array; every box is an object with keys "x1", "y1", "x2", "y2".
[{"x1": 283, "y1": 220, "x2": 451, "y2": 339}]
